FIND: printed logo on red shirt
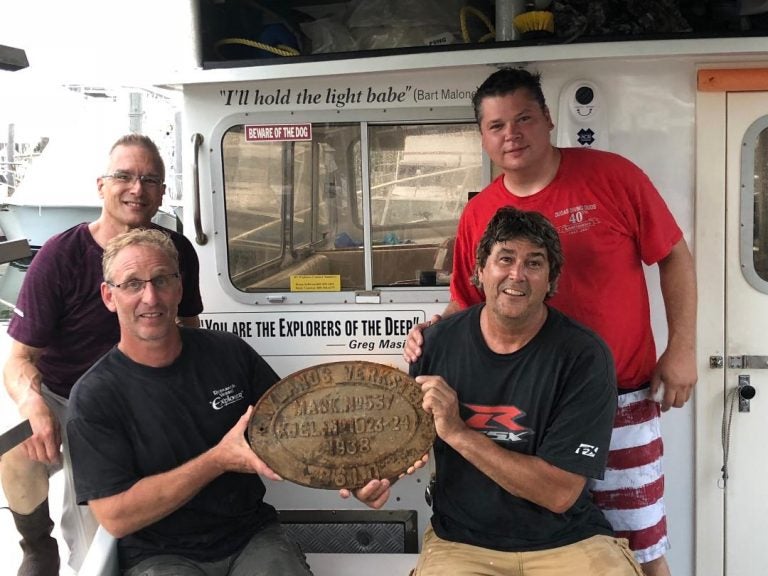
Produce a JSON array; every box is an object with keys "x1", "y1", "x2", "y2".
[
  {"x1": 463, "y1": 403, "x2": 531, "y2": 443},
  {"x1": 551, "y1": 203, "x2": 600, "y2": 235}
]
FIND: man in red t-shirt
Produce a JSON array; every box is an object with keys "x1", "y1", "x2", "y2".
[{"x1": 404, "y1": 68, "x2": 697, "y2": 576}]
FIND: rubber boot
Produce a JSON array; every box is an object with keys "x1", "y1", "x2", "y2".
[{"x1": 11, "y1": 499, "x2": 60, "y2": 576}]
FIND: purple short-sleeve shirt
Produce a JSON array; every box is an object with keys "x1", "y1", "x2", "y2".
[{"x1": 8, "y1": 223, "x2": 202, "y2": 398}]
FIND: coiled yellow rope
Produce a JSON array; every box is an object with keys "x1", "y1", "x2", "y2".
[
  {"x1": 459, "y1": 6, "x2": 495, "y2": 43},
  {"x1": 214, "y1": 37, "x2": 300, "y2": 58}
]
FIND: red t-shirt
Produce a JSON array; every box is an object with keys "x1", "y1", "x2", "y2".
[{"x1": 451, "y1": 148, "x2": 682, "y2": 389}]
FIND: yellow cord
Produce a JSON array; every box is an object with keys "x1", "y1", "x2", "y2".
[
  {"x1": 214, "y1": 37, "x2": 300, "y2": 58},
  {"x1": 459, "y1": 6, "x2": 495, "y2": 44}
]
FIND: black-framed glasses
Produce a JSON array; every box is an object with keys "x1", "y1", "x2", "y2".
[
  {"x1": 102, "y1": 171, "x2": 164, "y2": 188},
  {"x1": 106, "y1": 273, "x2": 180, "y2": 294}
]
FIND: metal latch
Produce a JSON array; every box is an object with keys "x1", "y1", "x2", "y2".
[{"x1": 727, "y1": 355, "x2": 768, "y2": 369}]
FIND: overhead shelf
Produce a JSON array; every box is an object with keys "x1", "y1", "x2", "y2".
[{"x1": 163, "y1": 35, "x2": 768, "y2": 87}]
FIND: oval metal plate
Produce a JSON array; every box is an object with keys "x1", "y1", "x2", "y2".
[{"x1": 248, "y1": 361, "x2": 435, "y2": 489}]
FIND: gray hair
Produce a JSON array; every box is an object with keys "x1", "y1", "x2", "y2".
[{"x1": 103, "y1": 228, "x2": 178, "y2": 282}]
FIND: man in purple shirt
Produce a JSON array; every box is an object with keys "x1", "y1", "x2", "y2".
[{"x1": 0, "y1": 134, "x2": 203, "y2": 576}]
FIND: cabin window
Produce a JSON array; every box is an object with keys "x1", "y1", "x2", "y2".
[
  {"x1": 217, "y1": 118, "x2": 482, "y2": 301},
  {"x1": 752, "y1": 126, "x2": 768, "y2": 283},
  {"x1": 365, "y1": 124, "x2": 481, "y2": 287},
  {"x1": 222, "y1": 123, "x2": 363, "y2": 292},
  {"x1": 741, "y1": 117, "x2": 768, "y2": 292}
]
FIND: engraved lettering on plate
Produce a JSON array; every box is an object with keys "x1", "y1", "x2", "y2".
[{"x1": 248, "y1": 361, "x2": 435, "y2": 489}]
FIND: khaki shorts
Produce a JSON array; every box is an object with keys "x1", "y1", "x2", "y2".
[{"x1": 411, "y1": 525, "x2": 643, "y2": 576}]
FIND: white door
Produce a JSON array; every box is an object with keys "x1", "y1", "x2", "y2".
[{"x1": 724, "y1": 91, "x2": 768, "y2": 576}]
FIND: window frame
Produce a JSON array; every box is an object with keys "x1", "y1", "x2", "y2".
[
  {"x1": 209, "y1": 107, "x2": 483, "y2": 305},
  {"x1": 740, "y1": 114, "x2": 768, "y2": 294}
]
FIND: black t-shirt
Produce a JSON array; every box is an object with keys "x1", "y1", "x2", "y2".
[
  {"x1": 67, "y1": 328, "x2": 278, "y2": 568},
  {"x1": 411, "y1": 305, "x2": 617, "y2": 552}
]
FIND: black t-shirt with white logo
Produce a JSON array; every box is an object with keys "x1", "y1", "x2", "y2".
[
  {"x1": 68, "y1": 328, "x2": 279, "y2": 568},
  {"x1": 411, "y1": 305, "x2": 616, "y2": 552}
]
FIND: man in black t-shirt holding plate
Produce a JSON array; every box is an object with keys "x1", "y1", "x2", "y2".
[{"x1": 343, "y1": 207, "x2": 644, "y2": 576}]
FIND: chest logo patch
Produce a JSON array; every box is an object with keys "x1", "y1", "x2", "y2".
[
  {"x1": 552, "y1": 203, "x2": 600, "y2": 235},
  {"x1": 210, "y1": 384, "x2": 245, "y2": 410},
  {"x1": 463, "y1": 404, "x2": 531, "y2": 443}
]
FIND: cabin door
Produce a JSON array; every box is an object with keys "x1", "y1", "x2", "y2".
[{"x1": 723, "y1": 91, "x2": 768, "y2": 575}]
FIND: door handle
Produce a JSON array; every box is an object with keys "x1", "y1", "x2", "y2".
[
  {"x1": 738, "y1": 374, "x2": 757, "y2": 412},
  {"x1": 191, "y1": 132, "x2": 208, "y2": 246},
  {"x1": 721, "y1": 375, "x2": 759, "y2": 486}
]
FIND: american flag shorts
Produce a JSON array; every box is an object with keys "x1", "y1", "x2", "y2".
[{"x1": 588, "y1": 388, "x2": 669, "y2": 564}]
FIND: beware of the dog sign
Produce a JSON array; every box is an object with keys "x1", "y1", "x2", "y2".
[{"x1": 245, "y1": 123, "x2": 312, "y2": 142}]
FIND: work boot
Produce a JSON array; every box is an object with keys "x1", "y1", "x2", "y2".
[{"x1": 11, "y1": 499, "x2": 60, "y2": 576}]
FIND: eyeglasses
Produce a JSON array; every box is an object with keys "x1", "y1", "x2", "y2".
[
  {"x1": 106, "y1": 273, "x2": 180, "y2": 294},
  {"x1": 102, "y1": 171, "x2": 164, "y2": 188}
]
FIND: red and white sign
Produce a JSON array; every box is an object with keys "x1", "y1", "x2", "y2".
[{"x1": 245, "y1": 123, "x2": 312, "y2": 142}]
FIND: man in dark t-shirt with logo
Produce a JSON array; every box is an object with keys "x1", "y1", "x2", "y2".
[
  {"x1": 0, "y1": 134, "x2": 203, "y2": 575},
  {"x1": 67, "y1": 228, "x2": 311, "y2": 575},
  {"x1": 347, "y1": 207, "x2": 643, "y2": 575}
]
